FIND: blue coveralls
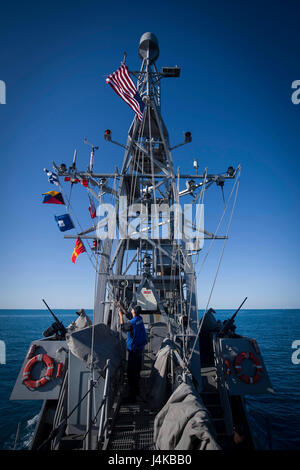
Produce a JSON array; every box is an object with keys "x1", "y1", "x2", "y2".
[{"x1": 122, "y1": 315, "x2": 147, "y2": 398}]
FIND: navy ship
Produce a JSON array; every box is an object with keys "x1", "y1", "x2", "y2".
[{"x1": 10, "y1": 32, "x2": 274, "y2": 451}]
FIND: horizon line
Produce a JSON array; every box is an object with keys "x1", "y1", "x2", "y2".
[{"x1": 0, "y1": 307, "x2": 299, "y2": 311}]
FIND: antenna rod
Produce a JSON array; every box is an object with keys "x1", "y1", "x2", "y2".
[{"x1": 72, "y1": 149, "x2": 77, "y2": 169}]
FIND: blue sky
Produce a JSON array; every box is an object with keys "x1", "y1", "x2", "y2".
[{"x1": 0, "y1": 0, "x2": 299, "y2": 309}]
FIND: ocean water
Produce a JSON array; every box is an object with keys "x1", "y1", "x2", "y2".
[{"x1": 0, "y1": 309, "x2": 299, "y2": 450}]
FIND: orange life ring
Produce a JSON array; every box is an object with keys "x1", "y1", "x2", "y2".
[
  {"x1": 234, "y1": 351, "x2": 263, "y2": 385},
  {"x1": 23, "y1": 354, "x2": 54, "y2": 390}
]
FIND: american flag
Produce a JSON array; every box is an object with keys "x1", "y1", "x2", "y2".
[
  {"x1": 106, "y1": 63, "x2": 145, "y2": 121},
  {"x1": 44, "y1": 168, "x2": 59, "y2": 186}
]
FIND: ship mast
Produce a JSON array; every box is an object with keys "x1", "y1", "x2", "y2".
[
  {"x1": 55, "y1": 32, "x2": 236, "y2": 391},
  {"x1": 93, "y1": 32, "x2": 203, "y2": 386}
]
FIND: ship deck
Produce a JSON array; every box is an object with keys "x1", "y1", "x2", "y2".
[{"x1": 105, "y1": 341, "x2": 156, "y2": 450}]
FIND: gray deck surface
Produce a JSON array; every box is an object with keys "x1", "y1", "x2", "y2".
[{"x1": 107, "y1": 342, "x2": 157, "y2": 450}]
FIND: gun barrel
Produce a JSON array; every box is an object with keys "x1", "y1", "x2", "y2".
[
  {"x1": 220, "y1": 296, "x2": 248, "y2": 334},
  {"x1": 231, "y1": 296, "x2": 248, "y2": 321},
  {"x1": 42, "y1": 299, "x2": 67, "y2": 337},
  {"x1": 42, "y1": 298, "x2": 59, "y2": 322}
]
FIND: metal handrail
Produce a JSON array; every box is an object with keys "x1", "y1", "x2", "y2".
[
  {"x1": 37, "y1": 362, "x2": 108, "y2": 450},
  {"x1": 51, "y1": 370, "x2": 69, "y2": 450},
  {"x1": 212, "y1": 334, "x2": 234, "y2": 435},
  {"x1": 53, "y1": 370, "x2": 68, "y2": 429},
  {"x1": 97, "y1": 359, "x2": 111, "y2": 444},
  {"x1": 13, "y1": 423, "x2": 21, "y2": 450},
  {"x1": 84, "y1": 359, "x2": 111, "y2": 450}
]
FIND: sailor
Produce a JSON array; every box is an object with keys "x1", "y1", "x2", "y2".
[
  {"x1": 117, "y1": 302, "x2": 147, "y2": 401},
  {"x1": 201, "y1": 308, "x2": 222, "y2": 332},
  {"x1": 67, "y1": 308, "x2": 92, "y2": 333}
]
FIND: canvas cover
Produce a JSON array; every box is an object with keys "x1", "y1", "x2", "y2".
[
  {"x1": 66, "y1": 323, "x2": 125, "y2": 377},
  {"x1": 67, "y1": 311, "x2": 92, "y2": 333},
  {"x1": 147, "y1": 337, "x2": 190, "y2": 410},
  {"x1": 154, "y1": 379, "x2": 220, "y2": 450},
  {"x1": 148, "y1": 322, "x2": 169, "y2": 355},
  {"x1": 146, "y1": 338, "x2": 174, "y2": 409}
]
